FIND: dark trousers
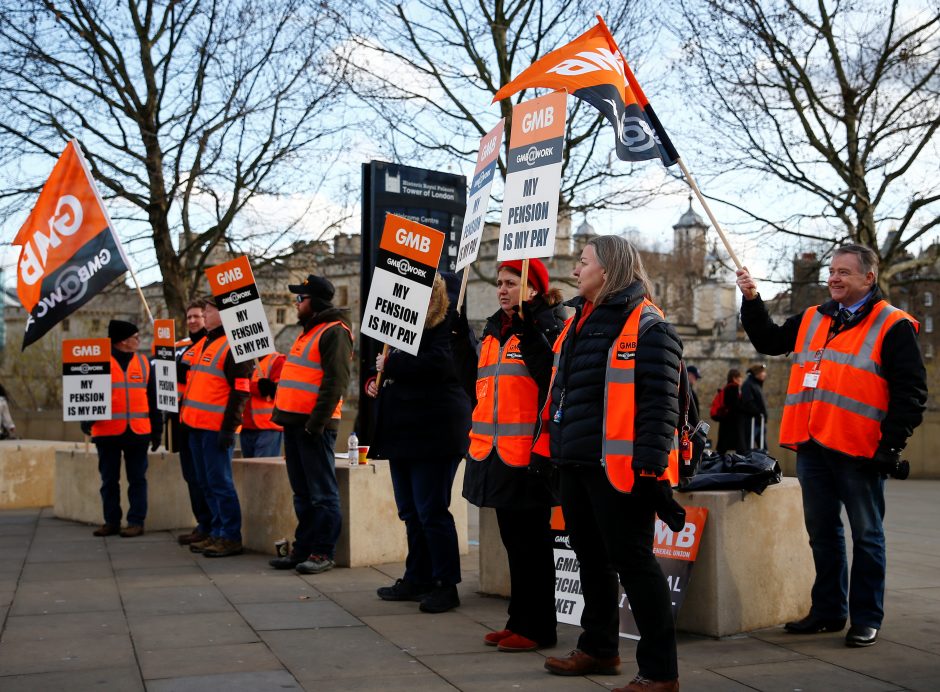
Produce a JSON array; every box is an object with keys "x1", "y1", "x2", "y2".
[
  {"x1": 240, "y1": 429, "x2": 283, "y2": 458},
  {"x1": 283, "y1": 426, "x2": 340, "y2": 559},
  {"x1": 175, "y1": 420, "x2": 212, "y2": 534},
  {"x1": 496, "y1": 505, "x2": 557, "y2": 644},
  {"x1": 389, "y1": 455, "x2": 462, "y2": 586},
  {"x1": 96, "y1": 438, "x2": 149, "y2": 527},
  {"x1": 559, "y1": 465, "x2": 677, "y2": 681},
  {"x1": 188, "y1": 429, "x2": 242, "y2": 541}
]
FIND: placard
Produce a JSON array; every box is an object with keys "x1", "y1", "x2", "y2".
[
  {"x1": 360, "y1": 214, "x2": 445, "y2": 356},
  {"x1": 498, "y1": 91, "x2": 567, "y2": 261},
  {"x1": 552, "y1": 505, "x2": 709, "y2": 639},
  {"x1": 455, "y1": 119, "x2": 504, "y2": 270},
  {"x1": 205, "y1": 255, "x2": 275, "y2": 363},
  {"x1": 153, "y1": 319, "x2": 178, "y2": 413},
  {"x1": 62, "y1": 338, "x2": 112, "y2": 421}
]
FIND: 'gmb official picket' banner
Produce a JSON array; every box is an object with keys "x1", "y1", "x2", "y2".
[
  {"x1": 205, "y1": 256, "x2": 275, "y2": 363},
  {"x1": 455, "y1": 119, "x2": 505, "y2": 271},
  {"x1": 552, "y1": 505, "x2": 709, "y2": 639},
  {"x1": 14, "y1": 140, "x2": 131, "y2": 350},
  {"x1": 498, "y1": 91, "x2": 567, "y2": 261},
  {"x1": 62, "y1": 338, "x2": 112, "y2": 421},
  {"x1": 153, "y1": 319, "x2": 178, "y2": 413},
  {"x1": 361, "y1": 214, "x2": 445, "y2": 356}
]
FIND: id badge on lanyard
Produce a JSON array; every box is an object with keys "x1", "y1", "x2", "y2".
[{"x1": 802, "y1": 348, "x2": 823, "y2": 389}]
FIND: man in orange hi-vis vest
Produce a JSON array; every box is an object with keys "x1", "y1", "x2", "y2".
[
  {"x1": 83, "y1": 320, "x2": 162, "y2": 538},
  {"x1": 180, "y1": 296, "x2": 254, "y2": 558},
  {"x1": 268, "y1": 274, "x2": 352, "y2": 575},
  {"x1": 737, "y1": 244, "x2": 927, "y2": 649}
]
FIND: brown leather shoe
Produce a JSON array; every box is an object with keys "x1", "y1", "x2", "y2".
[
  {"x1": 177, "y1": 529, "x2": 209, "y2": 546},
  {"x1": 614, "y1": 674, "x2": 680, "y2": 691},
  {"x1": 203, "y1": 538, "x2": 244, "y2": 558},
  {"x1": 544, "y1": 649, "x2": 621, "y2": 676},
  {"x1": 93, "y1": 524, "x2": 119, "y2": 537},
  {"x1": 120, "y1": 525, "x2": 144, "y2": 538},
  {"x1": 189, "y1": 537, "x2": 217, "y2": 553}
]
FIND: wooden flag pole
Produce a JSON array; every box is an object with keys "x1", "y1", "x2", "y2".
[
  {"x1": 456, "y1": 267, "x2": 470, "y2": 316},
  {"x1": 518, "y1": 259, "x2": 530, "y2": 318},
  {"x1": 675, "y1": 158, "x2": 743, "y2": 270},
  {"x1": 374, "y1": 344, "x2": 390, "y2": 390}
]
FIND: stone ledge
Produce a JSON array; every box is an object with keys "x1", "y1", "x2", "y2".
[{"x1": 0, "y1": 440, "x2": 79, "y2": 509}]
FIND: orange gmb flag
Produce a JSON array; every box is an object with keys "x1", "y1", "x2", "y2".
[
  {"x1": 13, "y1": 140, "x2": 130, "y2": 349},
  {"x1": 492, "y1": 17, "x2": 678, "y2": 167}
]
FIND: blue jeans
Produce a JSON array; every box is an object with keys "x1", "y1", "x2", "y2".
[
  {"x1": 389, "y1": 455, "x2": 462, "y2": 586},
  {"x1": 797, "y1": 442, "x2": 887, "y2": 628},
  {"x1": 96, "y1": 439, "x2": 149, "y2": 526},
  {"x1": 176, "y1": 421, "x2": 212, "y2": 534},
  {"x1": 283, "y1": 426, "x2": 340, "y2": 559},
  {"x1": 188, "y1": 429, "x2": 242, "y2": 541},
  {"x1": 240, "y1": 429, "x2": 283, "y2": 458}
]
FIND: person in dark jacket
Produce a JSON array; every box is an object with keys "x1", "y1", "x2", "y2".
[
  {"x1": 540, "y1": 236, "x2": 682, "y2": 692},
  {"x1": 715, "y1": 369, "x2": 746, "y2": 454},
  {"x1": 367, "y1": 274, "x2": 471, "y2": 614},
  {"x1": 84, "y1": 320, "x2": 162, "y2": 538},
  {"x1": 740, "y1": 364, "x2": 769, "y2": 451},
  {"x1": 736, "y1": 244, "x2": 926, "y2": 648},
  {"x1": 461, "y1": 258, "x2": 566, "y2": 652}
]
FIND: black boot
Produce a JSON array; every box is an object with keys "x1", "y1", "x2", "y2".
[{"x1": 419, "y1": 582, "x2": 460, "y2": 613}]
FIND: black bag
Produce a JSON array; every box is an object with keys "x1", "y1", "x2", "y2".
[{"x1": 678, "y1": 449, "x2": 782, "y2": 495}]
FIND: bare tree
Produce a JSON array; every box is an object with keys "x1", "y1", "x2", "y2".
[
  {"x1": 346, "y1": 0, "x2": 676, "y2": 222},
  {"x1": 0, "y1": 0, "x2": 350, "y2": 317},
  {"x1": 673, "y1": 0, "x2": 940, "y2": 284}
]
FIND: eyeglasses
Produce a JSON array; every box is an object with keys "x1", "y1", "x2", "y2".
[{"x1": 296, "y1": 295, "x2": 311, "y2": 304}]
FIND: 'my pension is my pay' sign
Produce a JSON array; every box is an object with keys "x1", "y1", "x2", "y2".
[
  {"x1": 62, "y1": 338, "x2": 111, "y2": 421},
  {"x1": 498, "y1": 90, "x2": 567, "y2": 261},
  {"x1": 361, "y1": 214, "x2": 445, "y2": 356},
  {"x1": 153, "y1": 319, "x2": 178, "y2": 413},
  {"x1": 455, "y1": 118, "x2": 504, "y2": 271},
  {"x1": 206, "y1": 256, "x2": 275, "y2": 363}
]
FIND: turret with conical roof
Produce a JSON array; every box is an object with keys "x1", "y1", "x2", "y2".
[{"x1": 673, "y1": 195, "x2": 708, "y2": 276}]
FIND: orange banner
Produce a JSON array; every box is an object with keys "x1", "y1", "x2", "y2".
[
  {"x1": 153, "y1": 319, "x2": 176, "y2": 348},
  {"x1": 206, "y1": 255, "x2": 256, "y2": 295},
  {"x1": 61, "y1": 338, "x2": 111, "y2": 364},
  {"x1": 378, "y1": 214, "x2": 446, "y2": 267}
]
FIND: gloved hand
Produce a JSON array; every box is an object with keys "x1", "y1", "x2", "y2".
[
  {"x1": 150, "y1": 435, "x2": 161, "y2": 452},
  {"x1": 257, "y1": 377, "x2": 277, "y2": 399},
  {"x1": 217, "y1": 430, "x2": 235, "y2": 450},
  {"x1": 871, "y1": 447, "x2": 907, "y2": 479},
  {"x1": 80, "y1": 421, "x2": 93, "y2": 436},
  {"x1": 452, "y1": 308, "x2": 471, "y2": 338},
  {"x1": 304, "y1": 420, "x2": 323, "y2": 437},
  {"x1": 510, "y1": 305, "x2": 538, "y2": 341},
  {"x1": 632, "y1": 475, "x2": 686, "y2": 532}
]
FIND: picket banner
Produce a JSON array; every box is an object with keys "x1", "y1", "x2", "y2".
[
  {"x1": 205, "y1": 256, "x2": 275, "y2": 363},
  {"x1": 455, "y1": 119, "x2": 505, "y2": 271},
  {"x1": 62, "y1": 338, "x2": 112, "y2": 422},
  {"x1": 360, "y1": 214, "x2": 445, "y2": 356},
  {"x1": 498, "y1": 91, "x2": 567, "y2": 262},
  {"x1": 153, "y1": 319, "x2": 178, "y2": 413}
]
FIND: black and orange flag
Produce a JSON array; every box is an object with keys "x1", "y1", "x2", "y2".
[
  {"x1": 492, "y1": 16, "x2": 678, "y2": 167},
  {"x1": 13, "y1": 140, "x2": 131, "y2": 349}
]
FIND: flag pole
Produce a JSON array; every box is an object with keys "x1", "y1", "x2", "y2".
[
  {"x1": 675, "y1": 158, "x2": 743, "y2": 270},
  {"x1": 71, "y1": 139, "x2": 155, "y2": 324}
]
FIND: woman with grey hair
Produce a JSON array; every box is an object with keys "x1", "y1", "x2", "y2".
[{"x1": 538, "y1": 235, "x2": 683, "y2": 692}]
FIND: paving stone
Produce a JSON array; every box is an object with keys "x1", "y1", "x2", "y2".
[
  {"x1": 26, "y1": 542, "x2": 110, "y2": 563},
  {"x1": 0, "y1": 632, "x2": 135, "y2": 675},
  {"x1": 260, "y1": 627, "x2": 433, "y2": 682},
  {"x1": 146, "y1": 670, "x2": 302, "y2": 691},
  {"x1": 236, "y1": 599, "x2": 363, "y2": 630},
  {"x1": 310, "y1": 672, "x2": 458, "y2": 691},
  {"x1": 299, "y1": 565, "x2": 401, "y2": 594},
  {"x1": 9, "y1": 578, "x2": 121, "y2": 616},
  {"x1": 121, "y1": 584, "x2": 231, "y2": 616},
  {"x1": 128, "y1": 611, "x2": 261, "y2": 650},
  {"x1": 712, "y1": 658, "x2": 901, "y2": 691},
  {"x1": 1, "y1": 610, "x2": 128, "y2": 642},
  {"x1": 329, "y1": 588, "x2": 429, "y2": 618},
  {"x1": 138, "y1": 641, "x2": 284, "y2": 680},
  {"x1": 115, "y1": 564, "x2": 212, "y2": 589},
  {"x1": 417, "y1": 650, "x2": 609, "y2": 691},
  {"x1": 676, "y1": 632, "x2": 807, "y2": 668},
  {"x1": 109, "y1": 545, "x2": 197, "y2": 570},
  {"x1": 19, "y1": 559, "x2": 114, "y2": 583},
  {"x1": 0, "y1": 665, "x2": 144, "y2": 691},
  {"x1": 0, "y1": 590, "x2": 13, "y2": 607},
  {"x1": 361, "y1": 611, "x2": 493, "y2": 656},
  {"x1": 210, "y1": 572, "x2": 322, "y2": 604}
]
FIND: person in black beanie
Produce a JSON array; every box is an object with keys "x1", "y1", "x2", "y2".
[{"x1": 84, "y1": 319, "x2": 162, "y2": 538}]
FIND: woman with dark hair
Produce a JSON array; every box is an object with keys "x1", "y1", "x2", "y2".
[
  {"x1": 462, "y1": 258, "x2": 566, "y2": 652},
  {"x1": 538, "y1": 235, "x2": 683, "y2": 692},
  {"x1": 366, "y1": 274, "x2": 472, "y2": 614},
  {"x1": 716, "y1": 368, "x2": 746, "y2": 454}
]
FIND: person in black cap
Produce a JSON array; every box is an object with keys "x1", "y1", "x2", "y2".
[
  {"x1": 83, "y1": 319, "x2": 162, "y2": 538},
  {"x1": 268, "y1": 274, "x2": 352, "y2": 574}
]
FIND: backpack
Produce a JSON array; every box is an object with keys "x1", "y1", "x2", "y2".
[{"x1": 710, "y1": 387, "x2": 730, "y2": 421}]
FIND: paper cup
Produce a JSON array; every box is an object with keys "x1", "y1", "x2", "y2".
[{"x1": 358, "y1": 445, "x2": 370, "y2": 465}]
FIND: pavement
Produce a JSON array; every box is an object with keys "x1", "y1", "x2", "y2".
[{"x1": 0, "y1": 481, "x2": 939, "y2": 691}]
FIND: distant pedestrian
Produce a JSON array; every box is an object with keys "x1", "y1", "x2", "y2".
[
  {"x1": 715, "y1": 369, "x2": 745, "y2": 454},
  {"x1": 686, "y1": 365, "x2": 702, "y2": 418},
  {"x1": 740, "y1": 364, "x2": 769, "y2": 451},
  {"x1": 0, "y1": 383, "x2": 17, "y2": 439}
]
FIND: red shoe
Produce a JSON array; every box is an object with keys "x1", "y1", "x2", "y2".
[
  {"x1": 497, "y1": 633, "x2": 539, "y2": 652},
  {"x1": 483, "y1": 629, "x2": 513, "y2": 646}
]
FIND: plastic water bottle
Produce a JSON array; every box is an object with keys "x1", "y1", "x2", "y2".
[{"x1": 347, "y1": 431, "x2": 358, "y2": 467}]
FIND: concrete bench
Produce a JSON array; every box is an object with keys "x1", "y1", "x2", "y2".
[
  {"x1": 52, "y1": 449, "x2": 468, "y2": 567},
  {"x1": 478, "y1": 477, "x2": 813, "y2": 637},
  {"x1": 0, "y1": 440, "x2": 80, "y2": 509}
]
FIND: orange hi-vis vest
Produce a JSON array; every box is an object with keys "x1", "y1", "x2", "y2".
[
  {"x1": 92, "y1": 354, "x2": 151, "y2": 437},
  {"x1": 533, "y1": 299, "x2": 679, "y2": 492},
  {"x1": 468, "y1": 334, "x2": 539, "y2": 467},
  {"x1": 180, "y1": 335, "x2": 233, "y2": 431},
  {"x1": 779, "y1": 300, "x2": 917, "y2": 458},
  {"x1": 275, "y1": 321, "x2": 351, "y2": 419},
  {"x1": 175, "y1": 337, "x2": 200, "y2": 401},
  {"x1": 248, "y1": 352, "x2": 283, "y2": 431}
]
